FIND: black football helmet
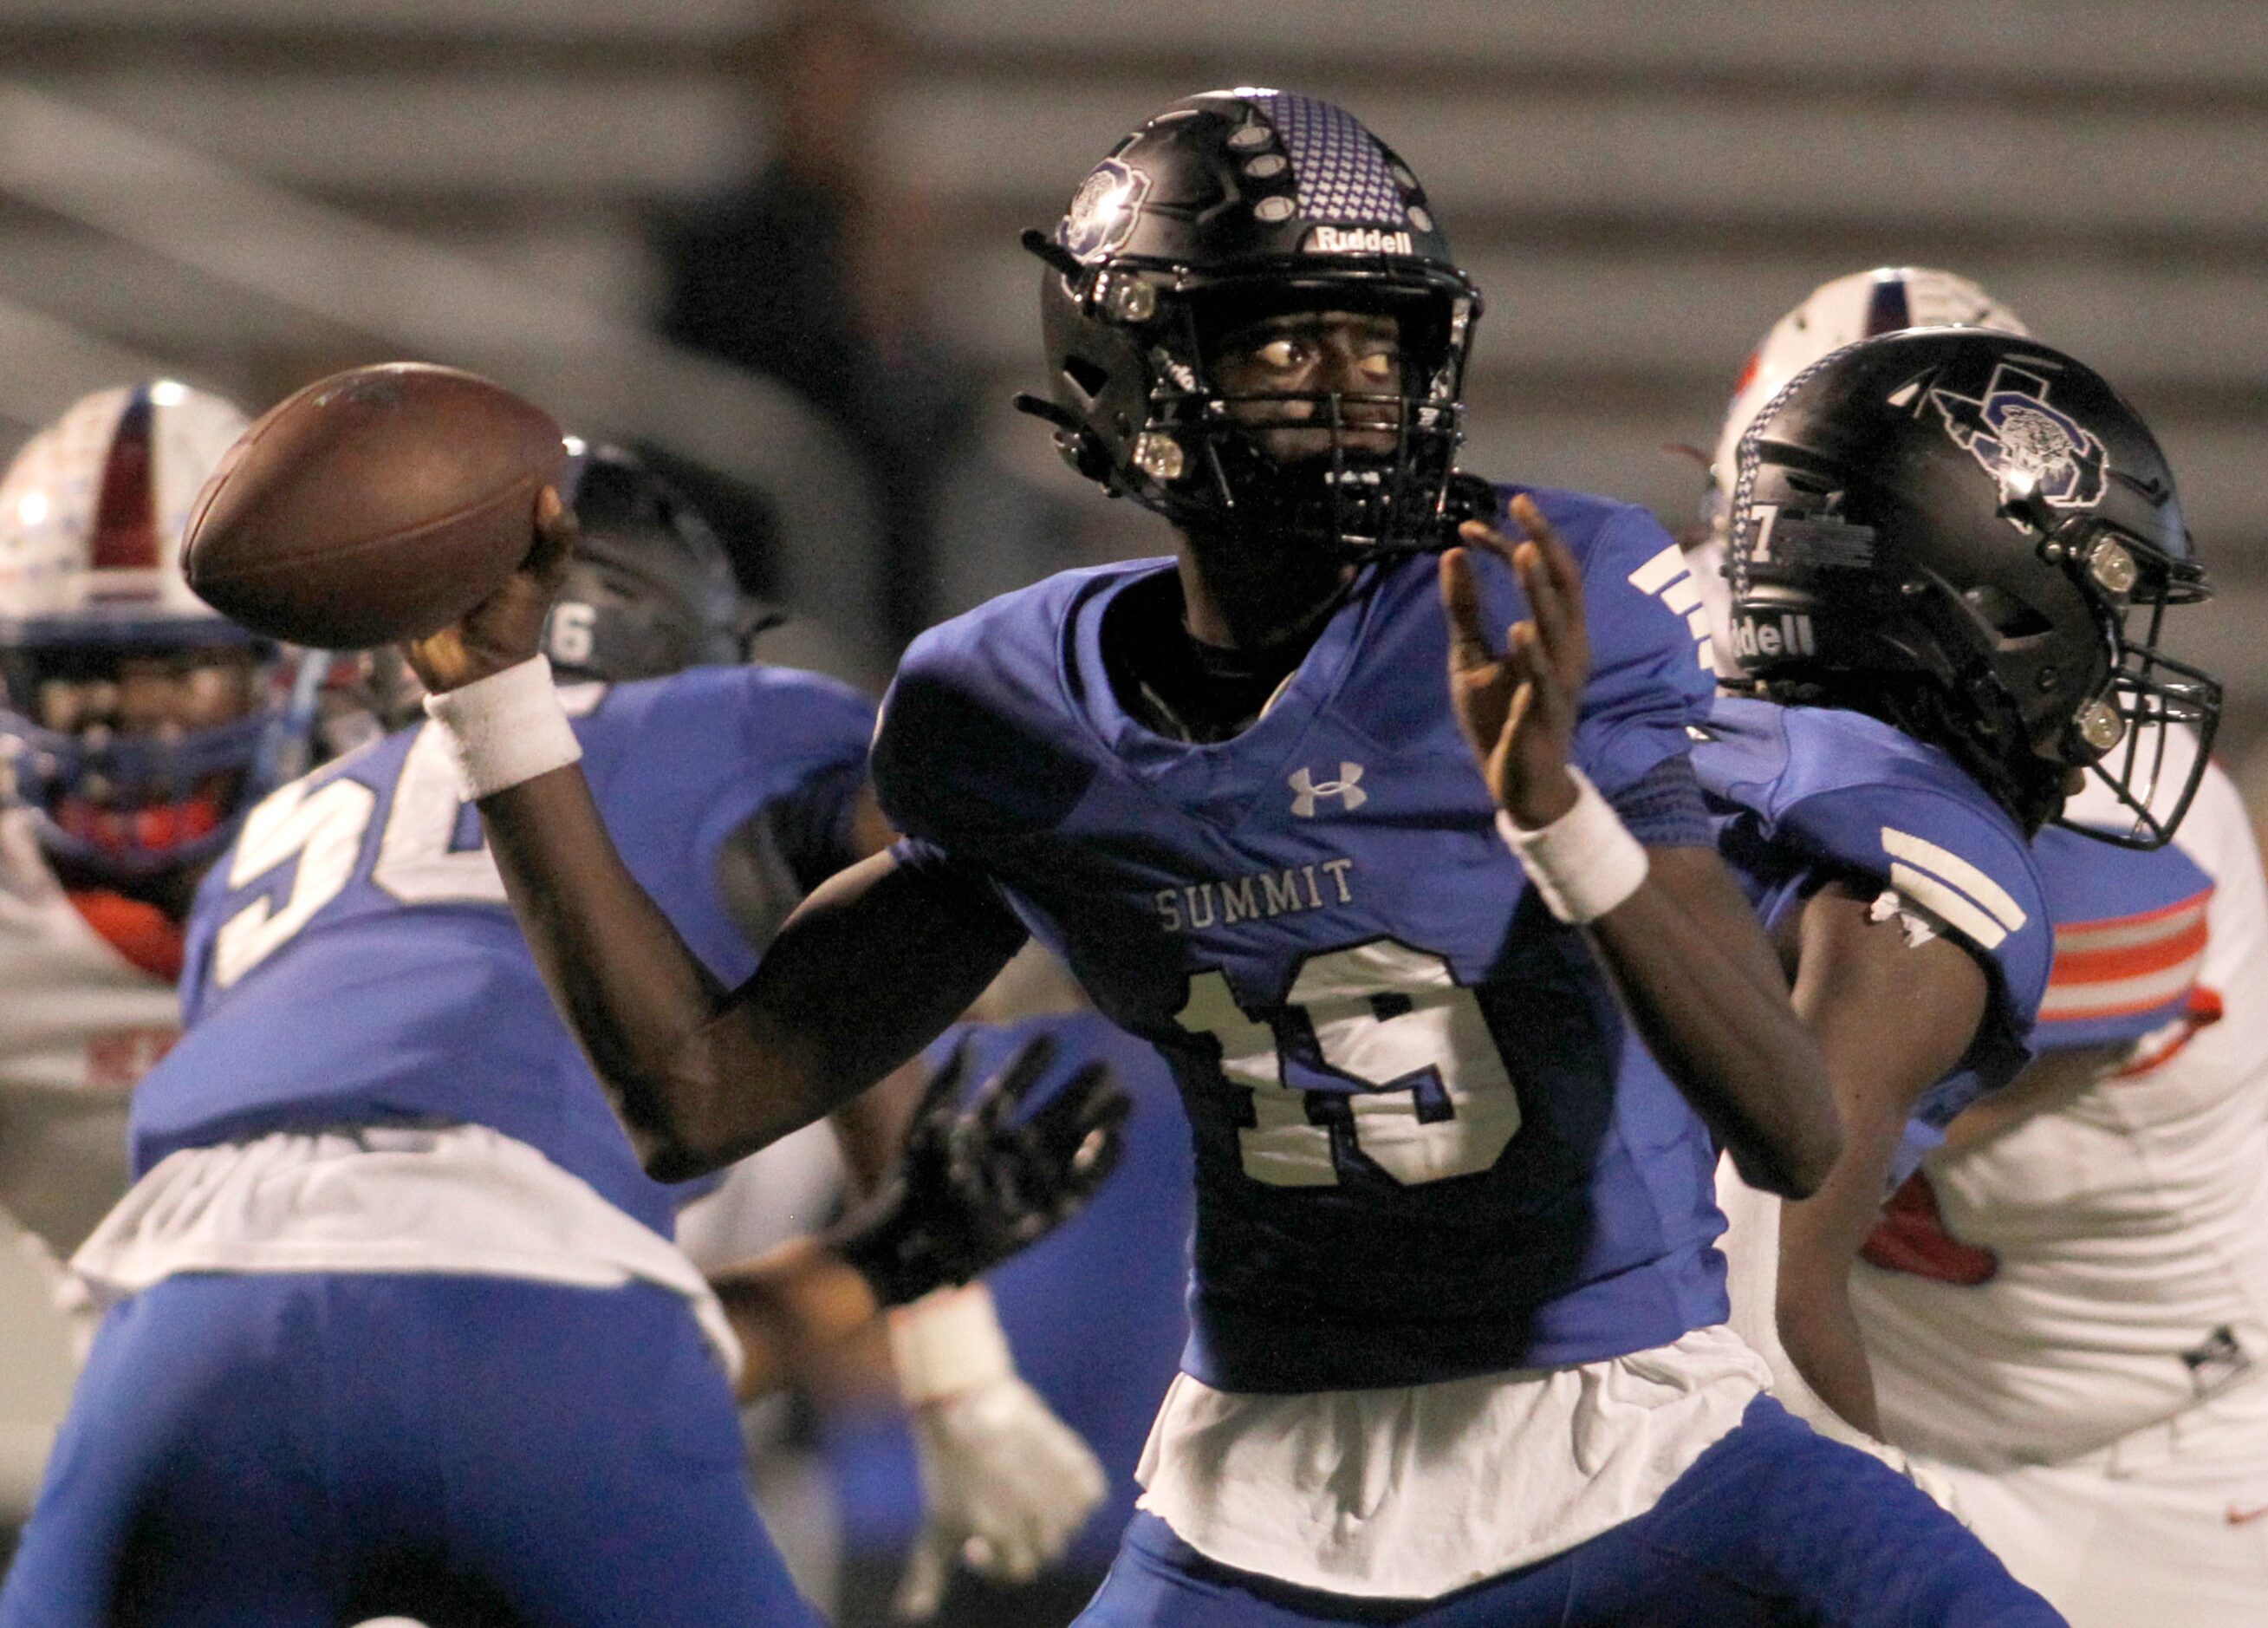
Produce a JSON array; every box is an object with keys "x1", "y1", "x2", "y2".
[
  {"x1": 335, "y1": 442, "x2": 772, "y2": 741},
  {"x1": 1724, "y1": 327, "x2": 2219, "y2": 849},
  {"x1": 544, "y1": 440, "x2": 770, "y2": 683},
  {"x1": 1014, "y1": 88, "x2": 1485, "y2": 556}
]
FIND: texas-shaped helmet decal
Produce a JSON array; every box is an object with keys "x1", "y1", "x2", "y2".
[{"x1": 1927, "y1": 361, "x2": 2109, "y2": 509}]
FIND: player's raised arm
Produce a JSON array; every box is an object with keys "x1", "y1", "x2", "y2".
[
  {"x1": 1443, "y1": 495, "x2": 1841, "y2": 1198},
  {"x1": 404, "y1": 493, "x2": 1027, "y2": 1180}
]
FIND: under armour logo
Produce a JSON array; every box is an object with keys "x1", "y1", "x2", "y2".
[{"x1": 1289, "y1": 762, "x2": 1368, "y2": 817}]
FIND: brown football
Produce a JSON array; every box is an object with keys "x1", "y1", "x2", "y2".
[{"x1": 184, "y1": 362, "x2": 566, "y2": 649}]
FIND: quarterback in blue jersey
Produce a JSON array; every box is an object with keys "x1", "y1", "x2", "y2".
[
  {"x1": 0, "y1": 448, "x2": 1127, "y2": 1628},
  {"x1": 1692, "y1": 325, "x2": 2221, "y2": 1439},
  {"x1": 407, "y1": 92, "x2": 2068, "y2": 1625}
]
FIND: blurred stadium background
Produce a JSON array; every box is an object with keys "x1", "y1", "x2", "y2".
[{"x1": 0, "y1": 0, "x2": 2258, "y2": 745}]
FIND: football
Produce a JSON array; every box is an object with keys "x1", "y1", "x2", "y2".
[{"x1": 183, "y1": 361, "x2": 566, "y2": 649}]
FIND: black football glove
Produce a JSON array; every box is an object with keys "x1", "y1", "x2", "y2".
[{"x1": 831, "y1": 1032, "x2": 1131, "y2": 1308}]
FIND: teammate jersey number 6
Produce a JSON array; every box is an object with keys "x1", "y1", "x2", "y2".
[{"x1": 1173, "y1": 940, "x2": 1523, "y2": 1188}]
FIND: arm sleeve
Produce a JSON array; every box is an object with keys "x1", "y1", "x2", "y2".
[
  {"x1": 1568, "y1": 504, "x2": 1719, "y2": 798},
  {"x1": 1607, "y1": 752, "x2": 1713, "y2": 849}
]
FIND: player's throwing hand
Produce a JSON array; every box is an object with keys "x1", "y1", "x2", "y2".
[
  {"x1": 1441, "y1": 493, "x2": 1588, "y2": 828},
  {"x1": 401, "y1": 485, "x2": 575, "y2": 694}
]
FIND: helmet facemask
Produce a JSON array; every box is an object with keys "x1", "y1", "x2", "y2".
[
  {"x1": 2016, "y1": 498, "x2": 2221, "y2": 849},
  {"x1": 0, "y1": 626, "x2": 312, "y2": 883},
  {"x1": 1146, "y1": 277, "x2": 1475, "y2": 558}
]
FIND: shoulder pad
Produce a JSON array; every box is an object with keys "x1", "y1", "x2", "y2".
[
  {"x1": 1702, "y1": 699, "x2": 2050, "y2": 1016},
  {"x1": 873, "y1": 569, "x2": 1128, "y2": 846}
]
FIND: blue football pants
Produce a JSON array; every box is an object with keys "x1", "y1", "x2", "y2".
[
  {"x1": 1075, "y1": 1395, "x2": 2064, "y2": 1626},
  {"x1": 0, "y1": 1272, "x2": 820, "y2": 1628}
]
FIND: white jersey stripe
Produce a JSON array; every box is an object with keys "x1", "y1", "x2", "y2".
[
  {"x1": 2053, "y1": 895, "x2": 2211, "y2": 953},
  {"x1": 1881, "y1": 827, "x2": 2029, "y2": 934},
  {"x1": 1889, "y1": 862, "x2": 2011, "y2": 950},
  {"x1": 1626, "y1": 544, "x2": 1686, "y2": 596}
]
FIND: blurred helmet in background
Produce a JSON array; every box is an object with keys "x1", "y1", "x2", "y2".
[
  {"x1": 1018, "y1": 88, "x2": 1486, "y2": 557},
  {"x1": 546, "y1": 440, "x2": 764, "y2": 683},
  {"x1": 333, "y1": 440, "x2": 771, "y2": 743},
  {"x1": 1684, "y1": 267, "x2": 2031, "y2": 674},
  {"x1": 1707, "y1": 267, "x2": 2030, "y2": 538},
  {"x1": 0, "y1": 382, "x2": 319, "y2": 884},
  {"x1": 1723, "y1": 327, "x2": 2219, "y2": 847}
]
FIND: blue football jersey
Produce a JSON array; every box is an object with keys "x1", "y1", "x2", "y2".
[
  {"x1": 135, "y1": 667, "x2": 874, "y2": 1236},
  {"x1": 1692, "y1": 696, "x2": 2053, "y2": 1181},
  {"x1": 2027, "y1": 824, "x2": 2213, "y2": 1054},
  {"x1": 873, "y1": 486, "x2": 1729, "y2": 1393}
]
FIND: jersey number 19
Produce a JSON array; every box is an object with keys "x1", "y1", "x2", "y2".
[{"x1": 1173, "y1": 940, "x2": 1523, "y2": 1188}]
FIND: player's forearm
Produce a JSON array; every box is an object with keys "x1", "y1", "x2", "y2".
[
  {"x1": 829, "y1": 1053, "x2": 932, "y2": 1198},
  {"x1": 1772, "y1": 1103, "x2": 1905, "y2": 1436},
  {"x1": 1773, "y1": 891, "x2": 1989, "y2": 1435},
  {"x1": 1773, "y1": 1251, "x2": 1883, "y2": 1436},
  {"x1": 1589, "y1": 848, "x2": 1842, "y2": 1198},
  {"x1": 476, "y1": 765, "x2": 789, "y2": 1176}
]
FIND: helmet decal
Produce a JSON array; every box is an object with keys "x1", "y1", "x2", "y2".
[
  {"x1": 1257, "y1": 92, "x2": 1410, "y2": 225},
  {"x1": 1927, "y1": 362, "x2": 2108, "y2": 510},
  {"x1": 1060, "y1": 160, "x2": 1149, "y2": 264}
]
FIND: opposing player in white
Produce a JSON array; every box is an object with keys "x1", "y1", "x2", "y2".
[
  {"x1": 1855, "y1": 731, "x2": 2268, "y2": 1625},
  {"x1": 0, "y1": 383, "x2": 318, "y2": 1527},
  {"x1": 1697, "y1": 269, "x2": 2268, "y2": 1622}
]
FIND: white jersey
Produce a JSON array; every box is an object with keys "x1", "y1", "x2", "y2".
[
  {"x1": 1855, "y1": 755, "x2": 2268, "y2": 1466},
  {"x1": 0, "y1": 809, "x2": 179, "y2": 1255}
]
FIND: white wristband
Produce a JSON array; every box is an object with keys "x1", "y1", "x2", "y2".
[
  {"x1": 887, "y1": 1283, "x2": 1015, "y2": 1406},
  {"x1": 421, "y1": 654, "x2": 582, "y2": 800},
  {"x1": 1495, "y1": 766, "x2": 1649, "y2": 925}
]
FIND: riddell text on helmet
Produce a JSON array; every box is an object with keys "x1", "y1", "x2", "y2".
[{"x1": 1304, "y1": 225, "x2": 1414, "y2": 254}]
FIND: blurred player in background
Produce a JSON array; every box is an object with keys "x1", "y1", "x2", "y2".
[
  {"x1": 822, "y1": 948, "x2": 1195, "y2": 1628},
  {"x1": 1857, "y1": 732, "x2": 2268, "y2": 1625},
  {"x1": 1693, "y1": 270, "x2": 2265, "y2": 1622},
  {"x1": 410, "y1": 90, "x2": 2066, "y2": 1625},
  {"x1": 0, "y1": 441, "x2": 1120, "y2": 1626},
  {"x1": 0, "y1": 382, "x2": 321, "y2": 1537}
]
